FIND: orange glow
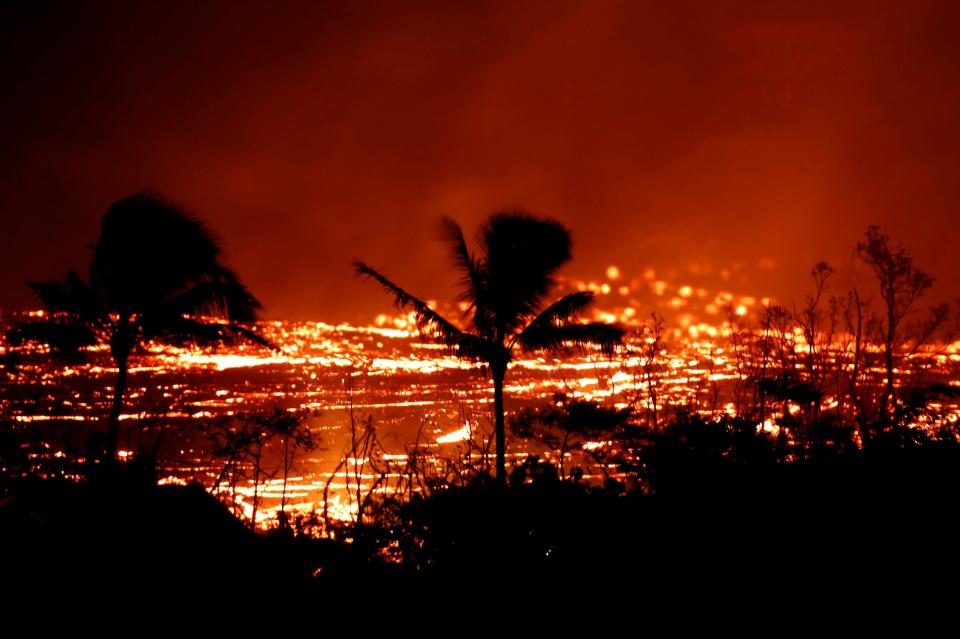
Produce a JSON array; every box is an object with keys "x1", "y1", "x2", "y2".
[{"x1": 5, "y1": 259, "x2": 960, "y2": 532}]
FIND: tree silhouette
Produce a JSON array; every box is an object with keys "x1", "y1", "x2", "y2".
[
  {"x1": 511, "y1": 394, "x2": 633, "y2": 480},
  {"x1": 22, "y1": 192, "x2": 266, "y2": 460},
  {"x1": 856, "y1": 226, "x2": 935, "y2": 415},
  {"x1": 356, "y1": 211, "x2": 624, "y2": 484}
]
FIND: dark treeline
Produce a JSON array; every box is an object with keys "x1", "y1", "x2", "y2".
[{"x1": 3, "y1": 192, "x2": 960, "y2": 588}]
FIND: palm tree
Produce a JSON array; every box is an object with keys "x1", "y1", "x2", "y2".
[
  {"x1": 22, "y1": 192, "x2": 266, "y2": 460},
  {"x1": 356, "y1": 211, "x2": 624, "y2": 485}
]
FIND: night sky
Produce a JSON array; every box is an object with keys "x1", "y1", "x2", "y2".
[{"x1": 2, "y1": 1, "x2": 958, "y2": 321}]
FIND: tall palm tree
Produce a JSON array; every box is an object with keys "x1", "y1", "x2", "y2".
[
  {"x1": 356, "y1": 211, "x2": 624, "y2": 484},
  {"x1": 22, "y1": 192, "x2": 266, "y2": 460}
]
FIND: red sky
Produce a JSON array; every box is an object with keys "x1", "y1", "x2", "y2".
[{"x1": 2, "y1": 1, "x2": 958, "y2": 321}]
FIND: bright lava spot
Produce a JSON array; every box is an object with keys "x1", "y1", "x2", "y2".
[{"x1": 436, "y1": 423, "x2": 471, "y2": 444}]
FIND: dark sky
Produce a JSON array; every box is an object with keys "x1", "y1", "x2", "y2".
[{"x1": 2, "y1": 1, "x2": 958, "y2": 321}]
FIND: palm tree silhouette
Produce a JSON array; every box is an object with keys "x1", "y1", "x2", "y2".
[
  {"x1": 24, "y1": 193, "x2": 266, "y2": 460},
  {"x1": 356, "y1": 211, "x2": 624, "y2": 484}
]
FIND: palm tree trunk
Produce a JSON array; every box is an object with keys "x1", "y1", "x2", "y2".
[
  {"x1": 106, "y1": 315, "x2": 133, "y2": 461},
  {"x1": 106, "y1": 351, "x2": 129, "y2": 460},
  {"x1": 493, "y1": 365, "x2": 507, "y2": 486}
]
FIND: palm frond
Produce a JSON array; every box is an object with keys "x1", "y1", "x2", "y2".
[
  {"x1": 440, "y1": 217, "x2": 486, "y2": 309},
  {"x1": 5, "y1": 320, "x2": 98, "y2": 357},
  {"x1": 511, "y1": 291, "x2": 595, "y2": 347},
  {"x1": 354, "y1": 260, "x2": 469, "y2": 349},
  {"x1": 516, "y1": 321, "x2": 624, "y2": 357},
  {"x1": 480, "y1": 211, "x2": 573, "y2": 333},
  {"x1": 27, "y1": 271, "x2": 100, "y2": 318},
  {"x1": 224, "y1": 323, "x2": 275, "y2": 349},
  {"x1": 448, "y1": 332, "x2": 490, "y2": 361},
  {"x1": 91, "y1": 192, "x2": 229, "y2": 311},
  {"x1": 139, "y1": 315, "x2": 274, "y2": 349},
  {"x1": 160, "y1": 269, "x2": 262, "y2": 322}
]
